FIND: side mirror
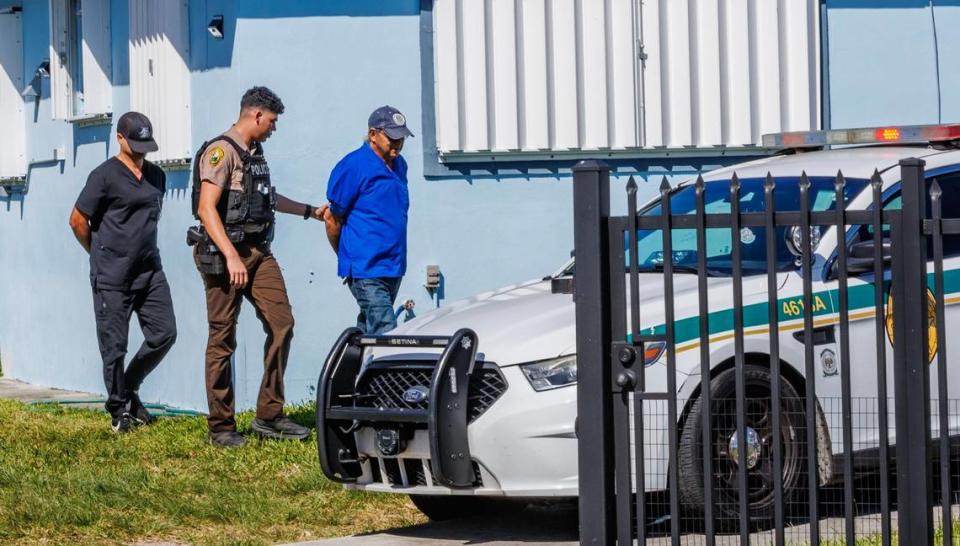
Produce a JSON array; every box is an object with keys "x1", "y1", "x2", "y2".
[
  {"x1": 551, "y1": 276, "x2": 574, "y2": 295},
  {"x1": 843, "y1": 239, "x2": 892, "y2": 274},
  {"x1": 785, "y1": 225, "x2": 822, "y2": 266}
]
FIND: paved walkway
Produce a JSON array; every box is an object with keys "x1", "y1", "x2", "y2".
[{"x1": 0, "y1": 377, "x2": 103, "y2": 407}]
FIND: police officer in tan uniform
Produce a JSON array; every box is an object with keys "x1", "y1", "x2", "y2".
[{"x1": 190, "y1": 86, "x2": 324, "y2": 447}]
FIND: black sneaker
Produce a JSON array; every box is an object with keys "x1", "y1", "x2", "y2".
[
  {"x1": 111, "y1": 413, "x2": 133, "y2": 434},
  {"x1": 127, "y1": 391, "x2": 155, "y2": 426},
  {"x1": 250, "y1": 417, "x2": 310, "y2": 440},
  {"x1": 208, "y1": 430, "x2": 246, "y2": 448}
]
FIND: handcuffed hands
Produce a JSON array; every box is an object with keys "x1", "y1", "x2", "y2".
[{"x1": 312, "y1": 203, "x2": 329, "y2": 221}]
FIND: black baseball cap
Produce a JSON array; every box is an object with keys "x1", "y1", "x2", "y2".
[
  {"x1": 368, "y1": 106, "x2": 414, "y2": 140},
  {"x1": 117, "y1": 111, "x2": 159, "y2": 153}
]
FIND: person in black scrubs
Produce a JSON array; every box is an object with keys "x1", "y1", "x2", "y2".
[{"x1": 69, "y1": 111, "x2": 177, "y2": 433}]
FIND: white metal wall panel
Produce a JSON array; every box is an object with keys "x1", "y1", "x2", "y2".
[
  {"x1": 460, "y1": 0, "x2": 488, "y2": 151},
  {"x1": 780, "y1": 0, "x2": 819, "y2": 132},
  {"x1": 639, "y1": 0, "x2": 664, "y2": 147},
  {"x1": 489, "y1": 0, "x2": 519, "y2": 151},
  {"x1": 0, "y1": 11, "x2": 26, "y2": 177},
  {"x1": 81, "y1": 0, "x2": 112, "y2": 114},
  {"x1": 718, "y1": 0, "x2": 752, "y2": 145},
  {"x1": 517, "y1": 0, "x2": 549, "y2": 150},
  {"x1": 548, "y1": 0, "x2": 578, "y2": 150},
  {"x1": 578, "y1": 0, "x2": 608, "y2": 149},
  {"x1": 753, "y1": 0, "x2": 782, "y2": 137},
  {"x1": 644, "y1": 0, "x2": 820, "y2": 148},
  {"x1": 432, "y1": 0, "x2": 819, "y2": 156},
  {"x1": 691, "y1": 0, "x2": 721, "y2": 146},
  {"x1": 433, "y1": 0, "x2": 460, "y2": 151},
  {"x1": 129, "y1": 0, "x2": 192, "y2": 161},
  {"x1": 608, "y1": 0, "x2": 638, "y2": 148},
  {"x1": 49, "y1": 0, "x2": 74, "y2": 119},
  {"x1": 433, "y1": 0, "x2": 639, "y2": 154},
  {"x1": 662, "y1": 0, "x2": 692, "y2": 146}
]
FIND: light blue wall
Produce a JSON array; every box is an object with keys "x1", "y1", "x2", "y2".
[
  {"x1": 825, "y1": 0, "x2": 960, "y2": 127},
  {"x1": 0, "y1": 0, "x2": 685, "y2": 412},
  {"x1": 3, "y1": 0, "x2": 947, "y2": 413}
]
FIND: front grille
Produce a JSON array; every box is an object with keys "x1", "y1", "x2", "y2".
[
  {"x1": 355, "y1": 363, "x2": 508, "y2": 423},
  {"x1": 368, "y1": 457, "x2": 484, "y2": 487}
]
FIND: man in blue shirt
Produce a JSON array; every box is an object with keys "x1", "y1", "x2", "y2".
[{"x1": 324, "y1": 106, "x2": 412, "y2": 334}]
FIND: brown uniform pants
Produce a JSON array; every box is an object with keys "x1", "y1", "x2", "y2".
[{"x1": 197, "y1": 243, "x2": 294, "y2": 433}]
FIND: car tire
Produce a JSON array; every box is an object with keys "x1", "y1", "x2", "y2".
[
  {"x1": 677, "y1": 364, "x2": 807, "y2": 529},
  {"x1": 408, "y1": 495, "x2": 516, "y2": 521}
]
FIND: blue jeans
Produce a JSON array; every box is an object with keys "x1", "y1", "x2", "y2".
[{"x1": 348, "y1": 277, "x2": 402, "y2": 334}]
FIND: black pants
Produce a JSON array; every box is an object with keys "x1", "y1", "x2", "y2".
[{"x1": 93, "y1": 271, "x2": 177, "y2": 418}]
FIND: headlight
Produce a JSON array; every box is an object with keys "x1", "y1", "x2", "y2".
[
  {"x1": 520, "y1": 345, "x2": 667, "y2": 392},
  {"x1": 520, "y1": 355, "x2": 578, "y2": 391}
]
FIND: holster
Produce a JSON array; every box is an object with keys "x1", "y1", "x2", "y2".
[
  {"x1": 188, "y1": 225, "x2": 242, "y2": 276},
  {"x1": 195, "y1": 252, "x2": 226, "y2": 276}
]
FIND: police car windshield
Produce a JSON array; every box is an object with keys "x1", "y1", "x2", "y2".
[{"x1": 629, "y1": 176, "x2": 869, "y2": 276}]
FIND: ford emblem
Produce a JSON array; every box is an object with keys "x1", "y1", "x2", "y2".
[{"x1": 402, "y1": 386, "x2": 429, "y2": 404}]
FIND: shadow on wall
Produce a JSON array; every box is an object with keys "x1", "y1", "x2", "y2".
[
  {"x1": 165, "y1": 169, "x2": 190, "y2": 194},
  {"x1": 236, "y1": 0, "x2": 420, "y2": 18},
  {"x1": 72, "y1": 124, "x2": 112, "y2": 167},
  {"x1": 194, "y1": 0, "x2": 420, "y2": 70},
  {"x1": 0, "y1": 193, "x2": 25, "y2": 219}
]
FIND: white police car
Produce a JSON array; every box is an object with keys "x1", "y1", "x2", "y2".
[{"x1": 317, "y1": 124, "x2": 960, "y2": 522}]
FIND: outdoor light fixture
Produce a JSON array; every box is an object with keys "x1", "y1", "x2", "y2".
[
  {"x1": 20, "y1": 81, "x2": 38, "y2": 99},
  {"x1": 35, "y1": 60, "x2": 50, "y2": 78},
  {"x1": 207, "y1": 15, "x2": 224, "y2": 39},
  {"x1": 20, "y1": 60, "x2": 50, "y2": 99}
]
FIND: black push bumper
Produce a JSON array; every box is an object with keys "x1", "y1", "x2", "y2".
[{"x1": 316, "y1": 328, "x2": 481, "y2": 488}]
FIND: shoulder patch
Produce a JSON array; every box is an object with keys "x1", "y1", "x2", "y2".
[{"x1": 208, "y1": 146, "x2": 225, "y2": 167}]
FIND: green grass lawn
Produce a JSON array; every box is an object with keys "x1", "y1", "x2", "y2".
[{"x1": 0, "y1": 399, "x2": 424, "y2": 546}]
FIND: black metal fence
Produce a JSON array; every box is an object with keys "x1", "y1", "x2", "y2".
[{"x1": 574, "y1": 159, "x2": 957, "y2": 545}]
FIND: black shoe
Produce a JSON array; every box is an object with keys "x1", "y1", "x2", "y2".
[
  {"x1": 126, "y1": 391, "x2": 155, "y2": 426},
  {"x1": 208, "y1": 430, "x2": 246, "y2": 448},
  {"x1": 111, "y1": 413, "x2": 134, "y2": 434},
  {"x1": 250, "y1": 417, "x2": 310, "y2": 440}
]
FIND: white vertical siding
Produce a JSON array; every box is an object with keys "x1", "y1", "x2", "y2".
[
  {"x1": 433, "y1": 0, "x2": 638, "y2": 154},
  {"x1": 691, "y1": 0, "x2": 721, "y2": 146},
  {"x1": 433, "y1": 0, "x2": 819, "y2": 157},
  {"x1": 129, "y1": 0, "x2": 192, "y2": 162},
  {"x1": 81, "y1": 0, "x2": 112, "y2": 114},
  {"x1": 0, "y1": 11, "x2": 26, "y2": 177},
  {"x1": 639, "y1": 0, "x2": 663, "y2": 147},
  {"x1": 608, "y1": 0, "x2": 638, "y2": 148},
  {"x1": 548, "y1": 0, "x2": 578, "y2": 150},
  {"x1": 637, "y1": 0, "x2": 821, "y2": 147},
  {"x1": 517, "y1": 0, "x2": 549, "y2": 150},
  {"x1": 49, "y1": 0, "x2": 74, "y2": 119},
  {"x1": 489, "y1": 0, "x2": 519, "y2": 151}
]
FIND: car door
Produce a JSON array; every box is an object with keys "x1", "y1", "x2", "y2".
[{"x1": 838, "y1": 168, "x2": 960, "y2": 451}]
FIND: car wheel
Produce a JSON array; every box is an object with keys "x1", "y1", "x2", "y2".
[
  {"x1": 408, "y1": 494, "x2": 515, "y2": 521},
  {"x1": 678, "y1": 364, "x2": 807, "y2": 528}
]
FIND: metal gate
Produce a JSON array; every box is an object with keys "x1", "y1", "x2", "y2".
[{"x1": 573, "y1": 158, "x2": 955, "y2": 545}]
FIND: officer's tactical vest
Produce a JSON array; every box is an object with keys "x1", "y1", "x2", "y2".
[{"x1": 191, "y1": 135, "x2": 276, "y2": 239}]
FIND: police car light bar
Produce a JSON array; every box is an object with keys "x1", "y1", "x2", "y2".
[{"x1": 762, "y1": 124, "x2": 960, "y2": 149}]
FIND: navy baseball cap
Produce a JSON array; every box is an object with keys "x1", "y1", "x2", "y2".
[
  {"x1": 368, "y1": 106, "x2": 414, "y2": 140},
  {"x1": 117, "y1": 111, "x2": 158, "y2": 153}
]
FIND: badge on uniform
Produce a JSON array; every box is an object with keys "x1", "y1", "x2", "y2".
[{"x1": 208, "y1": 146, "x2": 225, "y2": 167}]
